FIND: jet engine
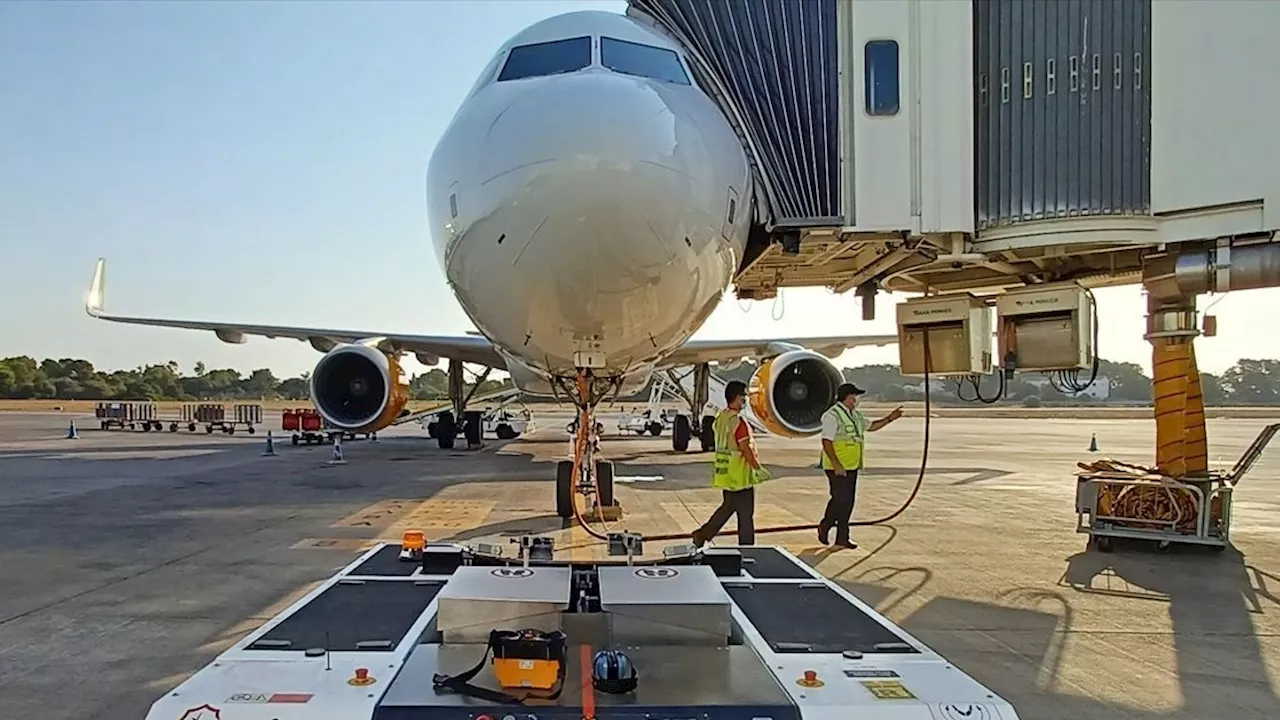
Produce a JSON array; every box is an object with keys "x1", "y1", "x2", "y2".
[
  {"x1": 747, "y1": 349, "x2": 844, "y2": 438},
  {"x1": 309, "y1": 343, "x2": 410, "y2": 433}
]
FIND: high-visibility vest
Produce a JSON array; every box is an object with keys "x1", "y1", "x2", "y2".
[
  {"x1": 820, "y1": 403, "x2": 867, "y2": 471},
  {"x1": 712, "y1": 410, "x2": 756, "y2": 491}
]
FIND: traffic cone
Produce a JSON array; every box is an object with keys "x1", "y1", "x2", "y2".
[
  {"x1": 1088, "y1": 433, "x2": 1098, "y2": 452},
  {"x1": 327, "y1": 436, "x2": 346, "y2": 465},
  {"x1": 66, "y1": 420, "x2": 79, "y2": 439},
  {"x1": 262, "y1": 430, "x2": 277, "y2": 456}
]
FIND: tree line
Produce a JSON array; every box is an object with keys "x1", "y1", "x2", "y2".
[
  {"x1": 2, "y1": 355, "x2": 1277, "y2": 405},
  {"x1": 0, "y1": 357, "x2": 511, "y2": 402}
]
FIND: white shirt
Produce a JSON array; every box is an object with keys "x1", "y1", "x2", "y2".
[{"x1": 820, "y1": 406, "x2": 841, "y2": 441}]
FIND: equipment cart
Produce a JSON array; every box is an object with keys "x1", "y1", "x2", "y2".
[
  {"x1": 184, "y1": 403, "x2": 263, "y2": 435},
  {"x1": 1076, "y1": 423, "x2": 1278, "y2": 552},
  {"x1": 94, "y1": 401, "x2": 164, "y2": 431},
  {"x1": 140, "y1": 539, "x2": 1021, "y2": 720}
]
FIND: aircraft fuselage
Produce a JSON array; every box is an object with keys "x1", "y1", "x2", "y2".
[{"x1": 425, "y1": 11, "x2": 751, "y2": 392}]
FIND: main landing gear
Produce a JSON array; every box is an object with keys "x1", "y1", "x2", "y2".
[
  {"x1": 554, "y1": 371, "x2": 622, "y2": 527},
  {"x1": 428, "y1": 359, "x2": 493, "y2": 450},
  {"x1": 664, "y1": 363, "x2": 716, "y2": 454}
]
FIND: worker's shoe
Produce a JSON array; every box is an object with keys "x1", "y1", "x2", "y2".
[
  {"x1": 817, "y1": 522, "x2": 831, "y2": 545},
  {"x1": 832, "y1": 539, "x2": 858, "y2": 550},
  {"x1": 690, "y1": 529, "x2": 707, "y2": 548}
]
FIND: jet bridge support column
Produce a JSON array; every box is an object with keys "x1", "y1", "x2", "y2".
[{"x1": 1145, "y1": 295, "x2": 1208, "y2": 478}]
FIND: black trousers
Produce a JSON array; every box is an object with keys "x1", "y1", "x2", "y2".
[
  {"x1": 821, "y1": 470, "x2": 859, "y2": 542},
  {"x1": 694, "y1": 488, "x2": 755, "y2": 545}
]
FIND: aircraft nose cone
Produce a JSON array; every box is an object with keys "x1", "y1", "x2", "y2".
[{"x1": 485, "y1": 73, "x2": 698, "y2": 177}]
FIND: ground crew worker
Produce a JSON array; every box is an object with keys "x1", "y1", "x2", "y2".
[
  {"x1": 818, "y1": 383, "x2": 903, "y2": 549},
  {"x1": 691, "y1": 380, "x2": 770, "y2": 547}
]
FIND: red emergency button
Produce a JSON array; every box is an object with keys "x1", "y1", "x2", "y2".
[
  {"x1": 796, "y1": 669, "x2": 824, "y2": 688},
  {"x1": 348, "y1": 667, "x2": 377, "y2": 686},
  {"x1": 356, "y1": 668, "x2": 369, "y2": 680}
]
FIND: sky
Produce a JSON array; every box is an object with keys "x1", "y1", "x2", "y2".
[{"x1": 1, "y1": 0, "x2": 1278, "y2": 380}]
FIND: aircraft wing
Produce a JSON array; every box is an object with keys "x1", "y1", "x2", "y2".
[
  {"x1": 662, "y1": 334, "x2": 899, "y2": 368},
  {"x1": 83, "y1": 259, "x2": 506, "y2": 369}
]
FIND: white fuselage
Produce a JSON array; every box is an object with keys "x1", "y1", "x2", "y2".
[{"x1": 426, "y1": 11, "x2": 751, "y2": 393}]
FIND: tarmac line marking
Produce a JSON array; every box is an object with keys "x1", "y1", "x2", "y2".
[
  {"x1": 380, "y1": 498, "x2": 497, "y2": 539},
  {"x1": 330, "y1": 499, "x2": 420, "y2": 528},
  {"x1": 291, "y1": 538, "x2": 375, "y2": 551}
]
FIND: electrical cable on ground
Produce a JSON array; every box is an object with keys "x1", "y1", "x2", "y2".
[{"x1": 567, "y1": 329, "x2": 935, "y2": 547}]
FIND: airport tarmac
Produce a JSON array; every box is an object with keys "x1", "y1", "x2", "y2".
[{"x1": 1, "y1": 409, "x2": 1278, "y2": 720}]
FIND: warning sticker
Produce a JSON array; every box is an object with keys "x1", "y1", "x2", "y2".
[
  {"x1": 861, "y1": 680, "x2": 916, "y2": 700},
  {"x1": 178, "y1": 705, "x2": 221, "y2": 720},
  {"x1": 938, "y1": 703, "x2": 993, "y2": 720},
  {"x1": 844, "y1": 668, "x2": 901, "y2": 679}
]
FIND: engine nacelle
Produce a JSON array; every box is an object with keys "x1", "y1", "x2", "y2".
[
  {"x1": 747, "y1": 349, "x2": 844, "y2": 438},
  {"x1": 309, "y1": 343, "x2": 410, "y2": 432}
]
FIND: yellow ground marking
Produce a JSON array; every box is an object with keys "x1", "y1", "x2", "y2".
[
  {"x1": 291, "y1": 538, "x2": 375, "y2": 551},
  {"x1": 379, "y1": 498, "x2": 497, "y2": 540},
  {"x1": 331, "y1": 499, "x2": 419, "y2": 529}
]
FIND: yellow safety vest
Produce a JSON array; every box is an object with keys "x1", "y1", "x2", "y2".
[
  {"x1": 712, "y1": 410, "x2": 757, "y2": 491},
  {"x1": 820, "y1": 403, "x2": 867, "y2": 471}
]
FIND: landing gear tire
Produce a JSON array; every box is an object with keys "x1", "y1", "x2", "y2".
[
  {"x1": 647, "y1": 422, "x2": 662, "y2": 437},
  {"x1": 495, "y1": 423, "x2": 516, "y2": 440},
  {"x1": 556, "y1": 460, "x2": 574, "y2": 519},
  {"x1": 463, "y1": 411, "x2": 483, "y2": 448},
  {"x1": 437, "y1": 411, "x2": 456, "y2": 450},
  {"x1": 672, "y1": 414, "x2": 691, "y2": 452},
  {"x1": 426, "y1": 421, "x2": 438, "y2": 439},
  {"x1": 595, "y1": 460, "x2": 615, "y2": 509},
  {"x1": 699, "y1": 415, "x2": 715, "y2": 452}
]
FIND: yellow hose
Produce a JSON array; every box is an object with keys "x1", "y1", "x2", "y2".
[
  {"x1": 1152, "y1": 341, "x2": 1190, "y2": 477},
  {"x1": 1182, "y1": 343, "x2": 1208, "y2": 475}
]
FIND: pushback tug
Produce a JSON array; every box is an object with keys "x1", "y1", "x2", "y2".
[{"x1": 148, "y1": 535, "x2": 1019, "y2": 720}]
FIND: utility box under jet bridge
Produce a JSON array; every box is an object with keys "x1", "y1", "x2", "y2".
[{"x1": 627, "y1": 0, "x2": 1280, "y2": 300}]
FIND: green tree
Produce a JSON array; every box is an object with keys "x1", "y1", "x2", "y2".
[
  {"x1": 241, "y1": 369, "x2": 280, "y2": 398},
  {"x1": 1221, "y1": 359, "x2": 1280, "y2": 405}
]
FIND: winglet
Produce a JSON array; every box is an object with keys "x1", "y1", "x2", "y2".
[{"x1": 85, "y1": 258, "x2": 106, "y2": 317}]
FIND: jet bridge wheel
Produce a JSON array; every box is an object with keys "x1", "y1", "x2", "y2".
[
  {"x1": 436, "y1": 411, "x2": 456, "y2": 450},
  {"x1": 672, "y1": 414, "x2": 691, "y2": 452},
  {"x1": 700, "y1": 415, "x2": 715, "y2": 452}
]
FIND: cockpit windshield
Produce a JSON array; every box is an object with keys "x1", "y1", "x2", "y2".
[
  {"x1": 601, "y1": 37, "x2": 690, "y2": 85},
  {"x1": 498, "y1": 36, "x2": 593, "y2": 81}
]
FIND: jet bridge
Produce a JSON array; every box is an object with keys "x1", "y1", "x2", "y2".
[{"x1": 627, "y1": 0, "x2": 1280, "y2": 304}]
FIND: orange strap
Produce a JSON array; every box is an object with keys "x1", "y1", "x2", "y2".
[{"x1": 580, "y1": 644, "x2": 596, "y2": 720}]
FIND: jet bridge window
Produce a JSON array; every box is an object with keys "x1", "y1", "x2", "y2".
[
  {"x1": 864, "y1": 39, "x2": 900, "y2": 116},
  {"x1": 601, "y1": 36, "x2": 690, "y2": 85},
  {"x1": 498, "y1": 36, "x2": 592, "y2": 82}
]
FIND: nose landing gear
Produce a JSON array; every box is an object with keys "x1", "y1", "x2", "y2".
[{"x1": 554, "y1": 371, "x2": 622, "y2": 530}]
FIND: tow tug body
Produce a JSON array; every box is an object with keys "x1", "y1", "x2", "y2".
[{"x1": 147, "y1": 539, "x2": 1020, "y2": 720}]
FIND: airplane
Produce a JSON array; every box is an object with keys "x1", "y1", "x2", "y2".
[{"x1": 84, "y1": 10, "x2": 898, "y2": 517}]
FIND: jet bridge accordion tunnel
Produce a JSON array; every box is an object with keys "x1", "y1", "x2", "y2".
[{"x1": 628, "y1": 0, "x2": 1156, "y2": 253}]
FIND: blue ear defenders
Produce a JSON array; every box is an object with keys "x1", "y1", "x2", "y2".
[{"x1": 592, "y1": 649, "x2": 638, "y2": 694}]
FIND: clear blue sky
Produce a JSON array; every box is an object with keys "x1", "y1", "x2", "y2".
[{"x1": 1, "y1": 0, "x2": 1276, "y2": 378}]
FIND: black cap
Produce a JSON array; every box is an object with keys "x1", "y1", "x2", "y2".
[
  {"x1": 725, "y1": 380, "x2": 747, "y2": 404},
  {"x1": 836, "y1": 383, "x2": 866, "y2": 401}
]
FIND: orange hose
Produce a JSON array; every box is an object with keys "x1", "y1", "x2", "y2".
[{"x1": 1152, "y1": 341, "x2": 1190, "y2": 477}]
